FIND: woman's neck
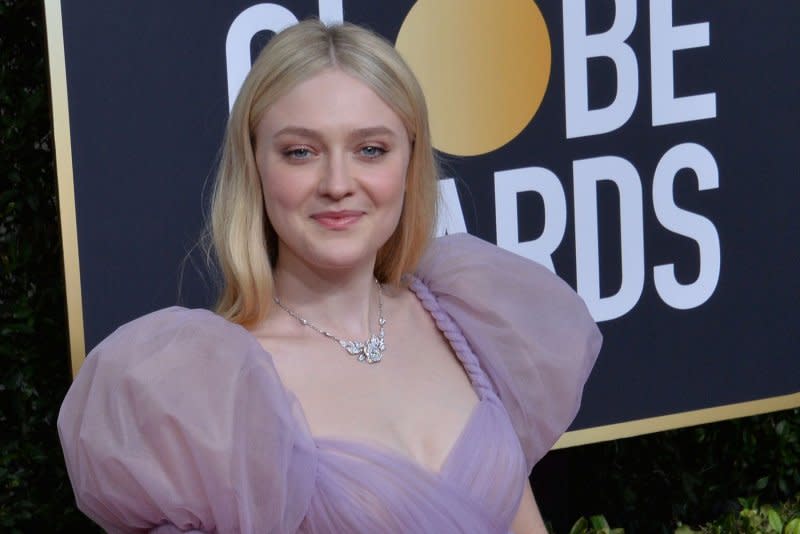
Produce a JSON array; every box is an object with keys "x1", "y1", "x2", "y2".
[{"x1": 272, "y1": 255, "x2": 381, "y2": 340}]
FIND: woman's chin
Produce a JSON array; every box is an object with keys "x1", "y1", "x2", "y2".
[
  {"x1": 277, "y1": 232, "x2": 393, "y2": 276},
  {"x1": 303, "y1": 244, "x2": 380, "y2": 274}
]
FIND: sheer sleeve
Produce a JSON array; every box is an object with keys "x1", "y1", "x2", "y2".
[
  {"x1": 58, "y1": 307, "x2": 316, "y2": 534},
  {"x1": 415, "y1": 234, "x2": 602, "y2": 470}
]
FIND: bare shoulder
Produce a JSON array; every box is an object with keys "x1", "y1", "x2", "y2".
[
  {"x1": 382, "y1": 282, "x2": 434, "y2": 332},
  {"x1": 382, "y1": 282, "x2": 474, "y2": 389}
]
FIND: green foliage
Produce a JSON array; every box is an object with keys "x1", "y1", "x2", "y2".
[
  {"x1": 556, "y1": 496, "x2": 800, "y2": 534},
  {"x1": 559, "y1": 408, "x2": 800, "y2": 533},
  {"x1": 677, "y1": 494, "x2": 800, "y2": 534},
  {"x1": 566, "y1": 514, "x2": 624, "y2": 534},
  {"x1": 0, "y1": 0, "x2": 96, "y2": 530}
]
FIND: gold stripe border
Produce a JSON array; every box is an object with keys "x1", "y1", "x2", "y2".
[
  {"x1": 44, "y1": 0, "x2": 86, "y2": 377},
  {"x1": 554, "y1": 391, "x2": 800, "y2": 448}
]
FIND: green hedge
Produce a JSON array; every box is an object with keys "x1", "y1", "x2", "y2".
[
  {"x1": 567, "y1": 493, "x2": 800, "y2": 533},
  {"x1": 682, "y1": 494, "x2": 800, "y2": 534},
  {"x1": 555, "y1": 408, "x2": 800, "y2": 532},
  {"x1": 1, "y1": 2, "x2": 797, "y2": 532},
  {"x1": 0, "y1": 1, "x2": 96, "y2": 530}
]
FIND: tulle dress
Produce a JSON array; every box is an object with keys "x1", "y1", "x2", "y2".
[{"x1": 58, "y1": 234, "x2": 602, "y2": 534}]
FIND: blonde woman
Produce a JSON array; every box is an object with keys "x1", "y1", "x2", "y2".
[{"x1": 59, "y1": 20, "x2": 601, "y2": 534}]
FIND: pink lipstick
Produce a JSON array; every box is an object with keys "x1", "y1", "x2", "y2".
[{"x1": 311, "y1": 210, "x2": 364, "y2": 230}]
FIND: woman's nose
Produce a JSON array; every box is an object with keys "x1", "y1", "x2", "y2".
[{"x1": 317, "y1": 152, "x2": 354, "y2": 199}]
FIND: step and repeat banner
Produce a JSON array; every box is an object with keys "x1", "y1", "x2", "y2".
[{"x1": 45, "y1": 0, "x2": 799, "y2": 445}]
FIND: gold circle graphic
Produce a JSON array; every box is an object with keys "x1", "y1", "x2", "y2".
[{"x1": 395, "y1": 0, "x2": 551, "y2": 156}]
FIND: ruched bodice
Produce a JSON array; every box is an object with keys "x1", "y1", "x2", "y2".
[
  {"x1": 298, "y1": 276, "x2": 527, "y2": 533},
  {"x1": 58, "y1": 234, "x2": 602, "y2": 533}
]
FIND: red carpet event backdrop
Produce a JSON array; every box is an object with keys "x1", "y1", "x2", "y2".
[{"x1": 45, "y1": 0, "x2": 799, "y2": 445}]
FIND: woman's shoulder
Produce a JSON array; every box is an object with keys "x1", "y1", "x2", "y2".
[
  {"x1": 58, "y1": 306, "x2": 314, "y2": 532},
  {"x1": 83, "y1": 305, "x2": 270, "y2": 378},
  {"x1": 61, "y1": 305, "x2": 287, "y2": 438},
  {"x1": 413, "y1": 233, "x2": 602, "y2": 470},
  {"x1": 415, "y1": 232, "x2": 557, "y2": 285},
  {"x1": 413, "y1": 233, "x2": 594, "y2": 332},
  {"x1": 101, "y1": 305, "x2": 256, "y2": 350}
]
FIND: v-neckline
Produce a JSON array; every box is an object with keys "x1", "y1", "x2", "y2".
[
  {"x1": 313, "y1": 397, "x2": 488, "y2": 477},
  {"x1": 244, "y1": 275, "x2": 491, "y2": 478}
]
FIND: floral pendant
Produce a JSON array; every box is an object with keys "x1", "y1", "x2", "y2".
[{"x1": 339, "y1": 333, "x2": 385, "y2": 364}]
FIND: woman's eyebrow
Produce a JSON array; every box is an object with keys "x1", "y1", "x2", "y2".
[
  {"x1": 272, "y1": 125, "x2": 398, "y2": 142},
  {"x1": 349, "y1": 126, "x2": 397, "y2": 139},
  {"x1": 273, "y1": 126, "x2": 322, "y2": 140}
]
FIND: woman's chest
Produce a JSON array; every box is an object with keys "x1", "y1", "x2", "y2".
[
  {"x1": 267, "y1": 315, "x2": 481, "y2": 473},
  {"x1": 298, "y1": 392, "x2": 527, "y2": 534}
]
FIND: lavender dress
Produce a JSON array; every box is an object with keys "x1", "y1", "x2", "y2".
[{"x1": 58, "y1": 234, "x2": 601, "y2": 534}]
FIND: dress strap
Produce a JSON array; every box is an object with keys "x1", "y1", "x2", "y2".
[{"x1": 408, "y1": 276, "x2": 496, "y2": 401}]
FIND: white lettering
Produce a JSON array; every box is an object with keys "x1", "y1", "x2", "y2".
[
  {"x1": 652, "y1": 142, "x2": 720, "y2": 309},
  {"x1": 650, "y1": 0, "x2": 716, "y2": 125},
  {"x1": 563, "y1": 0, "x2": 639, "y2": 138},
  {"x1": 573, "y1": 155, "x2": 645, "y2": 321},
  {"x1": 318, "y1": 0, "x2": 344, "y2": 24},
  {"x1": 494, "y1": 166, "x2": 566, "y2": 273},
  {"x1": 225, "y1": 4, "x2": 298, "y2": 109},
  {"x1": 435, "y1": 178, "x2": 467, "y2": 237},
  {"x1": 225, "y1": 1, "x2": 346, "y2": 109}
]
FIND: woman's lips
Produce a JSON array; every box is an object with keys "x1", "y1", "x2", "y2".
[{"x1": 311, "y1": 211, "x2": 364, "y2": 229}]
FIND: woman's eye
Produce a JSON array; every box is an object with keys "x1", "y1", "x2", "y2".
[
  {"x1": 284, "y1": 147, "x2": 312, "y2": 160},
  {"x1": 360, "y1": 145, "x2": 386, "y2": 158}
]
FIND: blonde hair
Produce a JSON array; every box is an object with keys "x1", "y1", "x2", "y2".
[{"x1": 210, "y1": 20, "x2": 439, "y2": 327}]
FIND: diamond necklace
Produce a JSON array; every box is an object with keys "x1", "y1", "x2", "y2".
[{"x1": 272, "y1": 279, "x2": 386, "y2": 364}]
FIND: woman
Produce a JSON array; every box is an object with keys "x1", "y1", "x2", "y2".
[{"x1": 59, "y1": 20, "x2": 601, "y2": 534}]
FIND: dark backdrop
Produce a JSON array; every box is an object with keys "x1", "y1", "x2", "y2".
[{"x1": 55, "y1": 0, "x2": 799, "y2": 434}]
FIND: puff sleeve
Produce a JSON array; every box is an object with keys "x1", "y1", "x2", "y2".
[
  {"x1": 57, "y1": 307, "x2": 316, "y2": 534},
  {"x1": 415, "y1": 234, "x2": 602, "y2": 470}
]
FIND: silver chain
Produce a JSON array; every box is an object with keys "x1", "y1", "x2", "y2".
[{"x1": 272, "y1": 279, "x2": 386, "y2": 364}]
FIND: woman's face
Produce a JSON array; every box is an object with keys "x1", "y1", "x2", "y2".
[{"x1": 254, "y1": 68, "x2": 411, "y2": 276}]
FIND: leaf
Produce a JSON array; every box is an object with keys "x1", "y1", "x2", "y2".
[
  {"x1": 756, "y1": 476, "x2": 770, "y2": 490},
  {"x1": 569, "y1": 517, "x2": 588, "y2": 534},
  {"x1": 784, "y1": 518, "x2": 800, "y2": 534},
  {"x1": 776, "y1": 420, "x2": 787, "y2": 436},
  {"x1": 589, "y1": 515, "x2": 611, "y2": 530},
  {"x1": 740, "y1": 496, "x2": 759, "y2": 509},
  {"x1": 766, "y1": 507, "x2": 783, "y2": 532}
]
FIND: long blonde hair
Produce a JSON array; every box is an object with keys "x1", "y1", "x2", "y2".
[{"x1": 210, "y1": 20, "x2": 439, "y2": 327}]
